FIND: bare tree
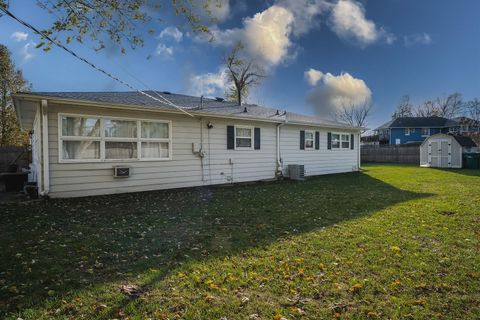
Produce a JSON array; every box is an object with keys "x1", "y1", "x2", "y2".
[
  {"x1": 224, "y1": 43, "x2": 266, "y2": 106},
  {"x1": 414, "y1": 93, "x2": 463, "y2": 118},
  {"x1": 415, "y1": 100, "x2": 438, "y2": 117},
  {"x1": 392, "y1": 95, "x2": 413, "y2": 119},
  {"x1": 336, "y1": 100, "x2": 373, "y2": 130},
  {"x1": 435, "y1": 93, "x2": 463, "y2": 118},
  {"x1": 466, "y1": 98, "x2": 480, "y2": 122}
]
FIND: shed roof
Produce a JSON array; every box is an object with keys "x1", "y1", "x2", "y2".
[
  {"x1": 14, "y1": 91, "x2": 359, "y2": 130},
  {"x1": 450, "y1": 134, "x2": 477, "y2": 148}
]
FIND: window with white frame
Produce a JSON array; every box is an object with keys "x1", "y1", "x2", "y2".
[
  {"x1": 59, "y1": 115, "x2": 171, "y2": 161},
  {"x1": 421, "y1": 128, "x2": 430, "y2": 136},
  {"x1": 305, "y1": 130, "x2": 315, "y2": 149},
  {"x1": 405, "y1": 128, "x2": 411, "y2": 135},
  {"x1": 341, "y1": 134, "x2": 350, "y2": 149},
  {"x1": 331, "y1": 133, "x2": 350, "y2": 149},
  {"x1": 235, "y1": 126, "x2": 253, "y2": 148},
  {"x1": 141, "y1": 121, "x2": 170, "y2": 159},
  {"x1": 332, "y1": 133, "x2": 340, "y2": 149},
  {"x1": 104, "y1": 119, "x2": 138, "y2": 159},
  {"x1": 61, "y1": 116, "x2": 101, "y2": 160}
]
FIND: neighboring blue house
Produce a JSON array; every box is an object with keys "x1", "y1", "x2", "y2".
[{"x1": 375, "y1": 116, "x2": 480, "y2": 145}]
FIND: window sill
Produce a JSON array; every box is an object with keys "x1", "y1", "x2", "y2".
[{"x1": 58, "y1": 158, "x2": 172, "y2": 164}]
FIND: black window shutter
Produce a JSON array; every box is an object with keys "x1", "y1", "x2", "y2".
[
  {"x1": 315, "y1": 131, "x2": 320, "y2": 150},
  {"x1": 327, "y1": 132, "x2": 332, "y2": 150},
  {"x1": 254, "y1": 127, "x2": 261, "y2": 149},
  {"x1": 227, "y1": 125, "x2": 235, "y2": 149},
  {"x1": 351, "y1": 134, "x2": 355, "y2": 150},
  {"x1": 300, "y1": 130, "x2": 305, "y2": 150}
]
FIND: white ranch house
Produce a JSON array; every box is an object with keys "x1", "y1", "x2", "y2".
[{"x1": 14, "y1": 91, "x2": 362, "y2": 198}]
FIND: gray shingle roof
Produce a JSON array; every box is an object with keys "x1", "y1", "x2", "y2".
[
  {"x1": 450, "y1": 134, "x2": 477, "y2": 148},
  {"x1": 18, "y1": 91, "x2": 357, "y2": 129},
  {"x1": 377, "y1": 116, "x2": 449, "y2": 129}
]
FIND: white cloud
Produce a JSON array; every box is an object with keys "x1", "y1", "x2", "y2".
[
  {"x1": 11, "y1": 31, "x2": 28, "y2": 42},
  {"x1": 404, "y1": 33, "x2": 432, "y2": 47},
  {"x1": 196, "y1": 5, "x2": 295, "y2": 67},
  {"x1": 305, "y1": 69, "x2": 372, "y2": 116},
  {"x1": 243, "y1": 5, "x2": 295, "y2": 65},
  {"x1": 158, "y1": 26, "x2": 183, "y2": 42},
  {"x1": 155, "y1": 43, "x2": 174, "y2": 58},
  {"x1": 304, "y1": 68, "x2": 324, "y2": 86},
  {"x1": 187, "y1": 67, "x2": 230, "y2": 97},
  {"x1": 329, "y1": 0, "x2": 393, "y2": 46},
  {"x1": 20, "y1": 41, "x2": 35, "y2": 61},
  {"x1": 276, "y1": 0, "x2": 329, "y2": 36}
]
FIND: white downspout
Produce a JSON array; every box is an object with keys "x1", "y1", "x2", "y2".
[
  {"x1": 357, "y1": 131, "x2": 361, "y2": 170},
  {"x1": 276, "y1": 122, "x2": 286, "y2": 177},
  {"x1": 41, "y1": 99, "x2": 50, "y2": 196}
]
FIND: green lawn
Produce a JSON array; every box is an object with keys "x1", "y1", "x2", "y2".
[{"x1": 1, "y1": 164, "x2": 479, "y2": 319}]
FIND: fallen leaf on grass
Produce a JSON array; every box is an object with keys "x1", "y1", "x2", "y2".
[{"x1": 120, "y1": 284, "x2": 143, "y2": 297}]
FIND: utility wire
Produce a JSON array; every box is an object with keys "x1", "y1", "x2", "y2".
[{"x1": 0, "y1": 6, "x2": 194, "y2": 117}]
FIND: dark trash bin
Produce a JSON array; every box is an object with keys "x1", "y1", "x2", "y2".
[
  {"x1": 463, "y1": 153, "x2": 480, "y2": 169},
  {"x1": 3, "y1": 173, "x2": 28, "y2": 192}
]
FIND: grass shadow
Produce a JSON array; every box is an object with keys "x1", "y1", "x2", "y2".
[
  {"x1": 0, "y1": 171, "x2": 432, "y2": 318},
  {"x1": 429, "y1": 167, "x2": 480, "y2": 177}
]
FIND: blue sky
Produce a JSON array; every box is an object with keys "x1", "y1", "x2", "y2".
[{"x1": 1, "y1": 0, "x2": 480, "y2": 128}]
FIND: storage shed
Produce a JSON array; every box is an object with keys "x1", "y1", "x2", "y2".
[{"x1": 420, "y1": 133, "x2": 477, "y2": 168}]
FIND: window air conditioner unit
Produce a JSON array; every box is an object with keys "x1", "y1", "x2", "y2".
[
  {"x1": 288, "y1": 164, "x2": 305, "y2": 181},
  {"x1": 113, "y1": 166, "x2": 131, "y2": 178}
]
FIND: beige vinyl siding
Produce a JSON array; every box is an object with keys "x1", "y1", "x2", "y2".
[
  {"x1": 46, "y1": 103, "x2": 277, "y2": 197},
  {"x1": 280, "y1": 125, "x2": 359, "y2": 176}
]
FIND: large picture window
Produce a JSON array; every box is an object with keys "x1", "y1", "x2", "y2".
[{"x1": 59, "y1": 114, "x2": 171, "y2": 162}]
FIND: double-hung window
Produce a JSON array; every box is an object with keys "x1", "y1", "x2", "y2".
[
  {"x1": 235, "y1": 126, "x2": 253, "y2": 149},
  {"x1": 421, "y1": 128, "x2": 430, "y2": 136},
  {"x1": 61, "y1": 116, "x2": 101, "y2": 160},
  {"x1": 305, "y1": 130, "x2": 315, "y2": 149},
  {"x1": 141, "y1": 121, "x2": 170, "y2": 159},
  {"x1": 331, "y1": 133, "x2": 350, "y2": 149},
  {"x1": 332, "y1": 133, "x2": 341, "y2": 149},
  {"x1": 341, "y1": 134, "x2": 350, "y2": 148},
  {"x1": 405, "y1": 128, "x2": 415, "y2": 136},
  {"x1": 59, "y1": 114, "x2": 171, "y2": 162}
]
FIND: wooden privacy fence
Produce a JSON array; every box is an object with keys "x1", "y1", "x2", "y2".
[
  {"x1": 0, "y1": 146, "x2": 30, "y2": 172},
  {"x1": 361, "y1": 145, "x2": 420, "y2": 164}
]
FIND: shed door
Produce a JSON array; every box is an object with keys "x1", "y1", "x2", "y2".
[{"x1": 428, "y1": 139, "x2": 451, "y2": 168}]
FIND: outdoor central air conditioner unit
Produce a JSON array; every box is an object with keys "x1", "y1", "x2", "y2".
[{"x1": 288, "y1": 164, "x2": 305, "y2": 181}]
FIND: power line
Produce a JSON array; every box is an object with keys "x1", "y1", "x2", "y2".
[{"x1": 0, "y1": 6, "x2": 194, "y2": 118}]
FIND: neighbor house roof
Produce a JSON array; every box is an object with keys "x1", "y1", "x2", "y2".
[
  {"x1": 445, "y1": 117, "x2": 480, "y2": 127},
  {"x1": 14, "y1": 91, "x2": 359, "y2": 130},
  {"x1": 376, "y1": 116, "x2": 449, "y2": 130}
]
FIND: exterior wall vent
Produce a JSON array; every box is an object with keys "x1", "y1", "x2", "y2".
[
  {"x1": 113, "y1": 167, "x2": 131, "y2": 178},
  {"x1": 288, "y1": 164, "x2": 305, "y2": 181}
]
